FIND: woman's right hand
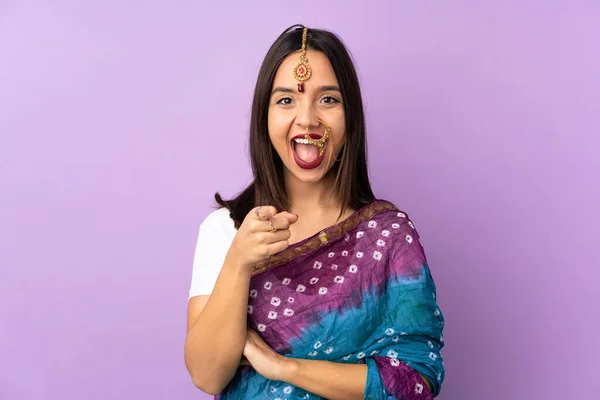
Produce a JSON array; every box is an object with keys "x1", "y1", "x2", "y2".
[{"x1": 228, "y1": 206, "x2": 299, "y2": 269}]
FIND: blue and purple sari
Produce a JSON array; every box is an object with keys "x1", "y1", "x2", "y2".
[{"x1": 220, "y1": 200, "x2": 445, "y2": 399}]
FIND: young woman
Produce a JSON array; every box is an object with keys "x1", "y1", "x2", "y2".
[{"x1": 185, "y1": 25, "x2": 445, "y2": 399}]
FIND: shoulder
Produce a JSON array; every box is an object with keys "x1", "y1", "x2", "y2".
[
  {"x1": 372, "y1": 199, "x2": 422, "y2": 240},
  {"x1": 192, "y1": 208, "x2": 237, "y2": 263},
  {"x1": 373, "y1": 199, "x2": 414, "y2": 223},
  {"x1": 199, "y1": 207, "x2": 237, "y2": 239},
  {"x1": 201, "y1": 207, "x2": 236, "y2": 228}
]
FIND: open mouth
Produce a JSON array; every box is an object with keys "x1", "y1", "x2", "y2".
[{"x1": 291, "y1": 133, "x2": 326, "y2": 169}]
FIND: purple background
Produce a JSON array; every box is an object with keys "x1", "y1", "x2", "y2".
[{"x1": 1, "y1": 1, "x2": 599, "y2": 399}]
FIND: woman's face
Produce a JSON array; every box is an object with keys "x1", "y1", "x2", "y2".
[{"x1": 268, "y1": 50, "x2": 345, "y2": 184}]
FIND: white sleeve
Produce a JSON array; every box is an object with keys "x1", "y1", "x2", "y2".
[{"x1": 188, "y1": 208, "x2": 237, "y2": 298}]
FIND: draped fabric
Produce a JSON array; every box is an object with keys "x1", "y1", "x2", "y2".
[{"x1": 218, "y1": 200, "x2": 445, "y2": 399}]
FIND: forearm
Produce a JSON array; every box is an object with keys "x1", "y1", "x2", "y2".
[
  {"x1": 282, "y1": 358, "x2": 368, "y2": 400},
  {"x1": 279, "y1": 358, "x2": 433, "y2": 400},
  {"x1": 185, "y1": 255, "x2": 251, "y2": 393}
]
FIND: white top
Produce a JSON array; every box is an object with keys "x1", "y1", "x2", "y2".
[{"x1": 188, "y1": 208, "x2": 237, "y2": 298}]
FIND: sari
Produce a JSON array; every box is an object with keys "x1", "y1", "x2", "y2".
[{"x1": 218, "y1": 200, "x2": 445, "y2": 399}]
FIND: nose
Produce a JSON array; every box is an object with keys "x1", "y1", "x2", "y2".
[{"x1": 295, "y1": 101, "x2": 319, "y2": 129}]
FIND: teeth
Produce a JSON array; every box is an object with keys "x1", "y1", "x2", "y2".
[{"x1": 294, "y1": 138, "x2": 313, "y2": 144}]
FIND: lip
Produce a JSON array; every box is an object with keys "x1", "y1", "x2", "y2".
[{"x1": 291, "y1": 133, "x2": 326, "y2": 170}]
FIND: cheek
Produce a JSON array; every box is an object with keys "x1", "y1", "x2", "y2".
[
  {"x1": 268, "y1": 112, "x2": 290, "y2": 140},
  {"x1": 267, "y1": 117, "x2": 282, "y2": 145},
  {"x1": 331, "y1": 111, "x2": 345, "y2": 142},
  {"x1": 333, "y1": 122, "x2": 346, "y2": 148}
]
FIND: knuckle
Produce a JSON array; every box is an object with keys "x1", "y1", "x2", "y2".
[{"x1": 261, "y1": 245, "x2": 271, "y2": 257}]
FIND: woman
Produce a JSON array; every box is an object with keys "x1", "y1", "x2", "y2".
[{"x1": 185, "y1": 25, "x2": 445, "y2": 399}]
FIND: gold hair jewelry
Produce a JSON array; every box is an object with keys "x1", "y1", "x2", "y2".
[
  {"x1": 293, "y1": 28, "x2": 311, "y2": 93},
  {"x1": 305, "y1": 118, "x2": 331, "y2": 157}
]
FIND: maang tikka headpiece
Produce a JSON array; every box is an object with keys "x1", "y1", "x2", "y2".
[{"x1": 293, "y1": 27, "x2": 311, "y2": 93}]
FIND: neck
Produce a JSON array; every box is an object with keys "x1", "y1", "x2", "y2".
[{"x1": 284, "y1": 169, "x2": 343, "y2": 216}]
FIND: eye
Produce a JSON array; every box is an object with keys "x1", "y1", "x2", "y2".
[
  {"x1": 321, "y1": 96, "x2": 340, "y2": 104},
  {"x1": 276, "y1": 97, "x2": 293, "y2": 105}
]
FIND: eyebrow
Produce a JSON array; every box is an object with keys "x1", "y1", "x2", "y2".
[
  {"x1": 317, "y1": 85, "x2": 341, "y2": 93},
  {"x1": 271, "y1": 85, "x2": 341, "y2": 95},
  {"x1": 271, "y1": 87, "x2": 295, "y2": 95}
]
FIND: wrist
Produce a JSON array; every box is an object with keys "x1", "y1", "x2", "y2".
[
  {"x1": 224, "y1": 249, "x2": 251, "y2": 271},
  {"x1": 222, "y1": 253, "x2": 252, "y2": 281},
  {"x1": 279, "y1": 356, "x2": 300, "y2": 383}
]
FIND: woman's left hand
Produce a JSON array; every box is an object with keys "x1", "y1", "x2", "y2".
[{"x1": 243, "y1": 329, "x2": 291, "y2": 381}]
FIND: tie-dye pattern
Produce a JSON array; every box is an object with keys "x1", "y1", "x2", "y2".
[{"x1": 218, "y1": 200, "x2": 445, "y2": 399}]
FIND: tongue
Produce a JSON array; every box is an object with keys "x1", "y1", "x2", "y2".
[{"x1": 295, "y1": 143, "x2": 320, "y2": 162}]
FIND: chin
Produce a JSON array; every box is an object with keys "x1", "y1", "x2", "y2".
[{"x1": 294, "y1": 171, "x2": 328, "y2": 184}]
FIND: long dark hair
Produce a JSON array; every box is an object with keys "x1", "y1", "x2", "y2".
[{"x1": 215, "y1": 24, "x2": 375, "y2": 228}]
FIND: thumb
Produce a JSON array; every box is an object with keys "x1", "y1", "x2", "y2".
[{"x1": 252, "y1": 206, "x2": 277, "y2": 221}]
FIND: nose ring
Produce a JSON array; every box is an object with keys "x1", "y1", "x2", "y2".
[{"x1": 305, "y1": 119, "x2": 331, "y2": 156}]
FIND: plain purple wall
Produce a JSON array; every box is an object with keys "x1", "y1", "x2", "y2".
[{"x1": 1, "y1": 1, "x2": 599, "y2": 399}]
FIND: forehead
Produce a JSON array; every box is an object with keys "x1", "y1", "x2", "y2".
[{"x1": 273, "y1": 50, "x2": 338, "y2": 86}]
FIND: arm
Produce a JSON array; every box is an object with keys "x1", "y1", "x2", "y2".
[
  {"x1": 282, "y1": 359, "x2": 367, "y2": 400},
  {"x1": 184, "y1": 254, "x2": 251, "y2": 395},
  {"x1": 282, "y1": 358, "x2": 432, "y2": 400},
  {"x1": 185, "y1": 207, "x2": 298, "y2": 395},
  {"x1": 243, "y1": 329, "x2": 433, "y2": 400}
]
